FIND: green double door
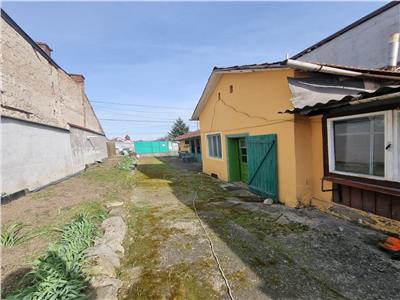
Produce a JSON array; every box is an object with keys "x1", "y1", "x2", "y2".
[{"x1": 228, "y1": 134, "x2": 277, "y2": 201}]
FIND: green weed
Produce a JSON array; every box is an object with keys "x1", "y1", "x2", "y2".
[
  {"x1": 1, "y1": 223, "x2": 43, "y2": 247},
  {"x1": 5, "y1": 214, "x2": 97, "y2": 300},
  {"x1": 117, "y1": 156, "x2": 137, "y2": 171}
]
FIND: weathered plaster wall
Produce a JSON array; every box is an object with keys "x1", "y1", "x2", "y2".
[
  {"x1": 1, "y1": 18, "x2": 103, "y2": 134},
  {"x1": 1, "y1": 117, "x2": 74, "y2": 195},
  {"x1": 1, "y1": 16, "x2": 107, "y2": 197},
  {"x1": 297, "y1": 5, "x2": 400, "y2": 69},
  {"x1": 69, "y1": 127, "x2": 107, "y2": 173},
  {"x1": 199, "y1": 69, "x2": 300, "y2": 207}
]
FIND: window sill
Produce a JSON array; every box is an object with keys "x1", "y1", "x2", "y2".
[{"x1": 324, "y1": 175, "x2": 400, "y2": 197}]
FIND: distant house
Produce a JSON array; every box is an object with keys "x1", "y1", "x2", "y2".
[
  {"x1": 292, "y1": 2, "x2": 400, "y2": 69},
  {"x1": 174, "y1": 130, "x2": 202, "y2": 162},
  {"x1": 1, "y1": 10, "x2": 107, "y2": 198}
]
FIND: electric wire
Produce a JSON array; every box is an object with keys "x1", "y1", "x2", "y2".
[{"x1": 91, "y1": 100, "x2": 193, "y2": 110}]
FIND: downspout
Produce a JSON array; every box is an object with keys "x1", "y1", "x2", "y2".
[{"x1": 285, "y1": 59, "x2": 363, "y2": 76}]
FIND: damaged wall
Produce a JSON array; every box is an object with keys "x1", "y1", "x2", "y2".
[
  {"x1": 1, "y1": 12, "x2": 107, "y2": 197},
  {"x1": 69, "y1": 126, "x2": 108, "y2": 173}
]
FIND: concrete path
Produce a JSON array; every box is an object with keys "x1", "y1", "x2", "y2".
[{"x1": 118, "y1": 156, "x2": 400, "y2": 300}]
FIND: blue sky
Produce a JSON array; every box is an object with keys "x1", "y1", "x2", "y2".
[{"x1": 3, "y1": 1, "x2": 385, "y2": 140}]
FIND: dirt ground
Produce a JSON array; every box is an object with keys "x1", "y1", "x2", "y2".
[
  {"x1": 3, "y1": 156, "x2": 399, "y2": 299},
  {"x1": 119, "y1": 156, "x2": 400, "y2": 300},
  {"x1": 1, "y1": 158, "x2": 134, "y2": 297}
]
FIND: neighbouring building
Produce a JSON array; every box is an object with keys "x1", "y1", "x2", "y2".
[
  {"x1": 191, "y1": 2, "x2": 400, "y2": 231},
  {"x1": 174, "y1": 130, "x2": 202, "y2": 163},
  {"x1": 192, "y1": 59, "x2": 400, "y2": 229},
  {"x1": 292, "y1": 2, "x2": 400, "y2": 70},
  {"x1": 1, "y1": 10, "x2": 107, "y2": 198}
]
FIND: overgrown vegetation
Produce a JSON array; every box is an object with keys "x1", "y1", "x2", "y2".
[
  {"x1": 117, "y1": 156, "x2": 137, "y2": 171},
  {"x1": 5, "y1": 214, "x2": 98, "y2": 300},
  {"x1": 1, "y1": 223, "x2": 42, "y2": 247}
]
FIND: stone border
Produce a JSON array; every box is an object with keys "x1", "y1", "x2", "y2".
[{"x1": 86, "y1": 202, "x2": 127, "y2": 300}]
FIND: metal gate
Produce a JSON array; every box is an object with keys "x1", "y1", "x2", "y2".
[
  {"x1": 246, "y1": 134, "x2": 278, "y2": 201},
  {"x1": 134, "y1": 141, "x2": 169, "y2": 155}
]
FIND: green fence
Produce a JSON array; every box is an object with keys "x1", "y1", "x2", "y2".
[{"x1": 134, "y1": 141, "x2": 170, "y2": 155}]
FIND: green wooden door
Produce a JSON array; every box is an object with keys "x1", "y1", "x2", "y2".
[
  {"x1": 238, "y1": 138, "x2": 248, "y2": 183},
  {"x1": 246, "y1": 134, "x2": 277, "y2": 200}
]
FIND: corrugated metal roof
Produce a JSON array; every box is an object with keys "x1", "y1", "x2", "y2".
[{"x1": 284, "y1": 86, "x2": 400, "y2": 115}]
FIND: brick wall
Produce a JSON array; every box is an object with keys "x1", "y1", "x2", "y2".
[{"x1": 1, "y1": 18, "x2": 103, "y2": 134}]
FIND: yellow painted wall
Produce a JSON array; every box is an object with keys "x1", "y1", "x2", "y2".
[
  {"x1": 293, "y1": 115, "x2": 332, "y2": 208},
  {"x1": 309, "y1": 116, "x2": 332, "y2": 208},
  {"x1": 199, "y1": 69, "x2": 301, "y2": 207},
  {"x1": 198, "y1": 69, "x2": 335, "y2": 208}
]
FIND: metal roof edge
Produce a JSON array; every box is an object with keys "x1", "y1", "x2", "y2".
[{"x1": 190, "y1": 62, "x2": 288, "y2": 120}]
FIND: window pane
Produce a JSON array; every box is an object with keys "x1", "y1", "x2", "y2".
[
  {"x1": 208, "y1": 136, "x2": 213, "y2": 157},
  {"x1": 208, "y1": 134, "x2": 222, "y2": 158},
  {"x1": 333, "y1": 115, "x2": 384, "y2": 176},
  {"x1": 216, "y1": 135, "x2": 221, "y2": 158}
]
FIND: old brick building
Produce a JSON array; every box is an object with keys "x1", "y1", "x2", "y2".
[{"x1": 1, "y1": 10, "x2": 107, "y2": 198}]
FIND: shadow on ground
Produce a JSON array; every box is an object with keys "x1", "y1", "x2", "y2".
[{"x1": 129, "y1": 156, "x2": 399, "y2": 300}]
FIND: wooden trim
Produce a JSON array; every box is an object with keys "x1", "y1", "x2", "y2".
[
  {"x1": 324, "y1": 175, "x2": 400, "y2": 197},
  {"x1": 325, "y1": 101, "x2": 400, "y2": 118},
  {"x1": 322, "y1": 108, "x2": 400, "y2": 192},
  {"x1": 322, "y1": 115, "x2": 329, "y2": 177}
]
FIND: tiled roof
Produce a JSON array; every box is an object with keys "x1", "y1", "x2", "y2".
[{"x1": 174, "y1": 130, "x2": 200, "y2": 141}]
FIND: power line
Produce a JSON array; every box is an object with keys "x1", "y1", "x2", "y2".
[
  {"x1": 99, "y1": 118, "x2": 197, "y2": 123},
  {"x1": 92, "y1": 100, "x2": 193, "y2": 111},
  {"x1": 100, "y1": 118, "x2": 174, "y2": 123}
]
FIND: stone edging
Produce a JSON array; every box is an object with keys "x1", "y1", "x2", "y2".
[{"x1": 85, "y1": 202, "x2": 127, "y2": 300}]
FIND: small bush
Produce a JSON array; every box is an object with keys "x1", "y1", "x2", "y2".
[
  {"x1": 117, "y1": 156, "x2": 137, "y2": 171},
  {"x1": 5, "y1": 214, "x2": 98, "y2": 300}
]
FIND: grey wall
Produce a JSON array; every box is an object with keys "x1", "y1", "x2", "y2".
[
  {"x1": 69, "y1": 127, "x2": 107, "y2": 173},
  {"x1": 1, "y1": 117, "x2": 74, "y2": 195},
  {"x1": 297, "y1": 5, "x2": 400, "y2": 69},
  {"x1": 1, "y1": 118, "x2": 107, "y2": 197}
]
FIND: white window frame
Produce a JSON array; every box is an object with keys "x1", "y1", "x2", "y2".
[
  {"x1": 206, "y1": 132, "x2": 223, "y2": 160},
  {"x1": 327, "y1": 110, "x2": 399, "y2": 182}
]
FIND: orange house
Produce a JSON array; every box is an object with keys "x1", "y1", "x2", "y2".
[{"x1": 191, "y1": 60, "x2": 400, "y2": 231}]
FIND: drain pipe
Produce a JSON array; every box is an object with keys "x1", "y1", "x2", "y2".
[
  {"x1": 389, "y1": 33, "x2": 400, "y2": 71},
  {"x1": 285, "y1": 59, "x2": 363, "y2": 77}
]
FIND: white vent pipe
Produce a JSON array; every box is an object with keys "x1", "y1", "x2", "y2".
[{"x1": 389, "y1": 33, "x2": 400, "y2": 70}]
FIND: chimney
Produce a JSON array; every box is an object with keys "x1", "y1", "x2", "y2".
[
  {"x1": 389, "y1": 33, "x2": 400, "y2": 70},
  {"x1": 36, "y1": 42, "x2": 53, "y2": 57},
  {"x1": 69, "y1": 74, "x2": 85, "y2": 86}
]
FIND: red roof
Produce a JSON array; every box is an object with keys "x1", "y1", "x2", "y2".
[{"x1": 174, "y1": 130, "x2": 200, "y2": 141}]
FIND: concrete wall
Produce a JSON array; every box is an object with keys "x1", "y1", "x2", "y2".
[
  {"x1": 69, "y1": 127, "x2": 107, "y2": 173},
  {"x1": 1, "y1": 117, "x2": 74, "y2": 195},
  {"x1": 0, "y1": 15, "x2": 108, "y2": 197},
  {"x1": 297, "y1": 4, "x2": 400, "y2": 69},
  {"x1": 1, "y1": 118, "x2": 107, "y2": 196}
]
